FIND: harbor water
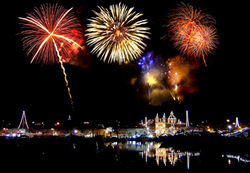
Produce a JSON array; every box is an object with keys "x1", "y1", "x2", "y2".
[{"x1": 0, "y1": 136, "x2": 249, "y2": 173}]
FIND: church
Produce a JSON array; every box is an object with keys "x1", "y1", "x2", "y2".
[{"x1": 155, "y1": 111, "x2": 186, "y2": 136}]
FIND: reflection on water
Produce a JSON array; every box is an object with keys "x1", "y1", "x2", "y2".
[
  {"x1": 106, "y1": 141, "x2": 249, "y2": 172},
  {"x1": 1, "y1": 137, "x2": 249, "y2": 173},
  {"x1": 107, "y1": 141, "x2": 200, "y2": 170},
  {"x1": 222, "y1": 154, "x2": 250, "y2": 164},
  {"x1": 148, "y1": 143, "x2": 199, "y2": 169}
]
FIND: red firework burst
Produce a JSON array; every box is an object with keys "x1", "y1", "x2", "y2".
[
  {"x1": 19, "y1": 3, "x2": 83, "y2": 64},
  {"x1": 168, "y1": 3, "x2": 219, "y2": 65},
  {"x1": 19, "y1": 4, "x2": 83, "y2": 109}
]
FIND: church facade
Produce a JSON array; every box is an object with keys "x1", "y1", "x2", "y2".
[{"x1": 155, "y1": 111, "x2": 185, "y2": 136}]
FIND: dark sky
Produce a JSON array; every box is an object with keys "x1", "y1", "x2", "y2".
[{"x1": 2, "y1": 0, "x2": 249, "y2": 124}]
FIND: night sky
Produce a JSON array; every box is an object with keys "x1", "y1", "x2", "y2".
[{"x1": 2, "y1": 0, "x2": 249, "y2": 124}]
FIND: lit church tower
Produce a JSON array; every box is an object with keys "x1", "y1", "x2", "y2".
[
  {"x1": 186, "y1": 110, "x2": 190, "y2": 127},
  {"x1": 155, "y1": 113, "x2": 159, "y2": 123},
  {"x1": 168, "y1": 111, "x2": 176, "y2": 123},
  {"x1": 235, "y1": 117, "x2": 240, "y2": 128},
  {"x1": 155, "y1": 113, "x2": 166, "y2": 136},
  {"x1": 162, "y1": 113, "x2": 166, "y2": 123}
]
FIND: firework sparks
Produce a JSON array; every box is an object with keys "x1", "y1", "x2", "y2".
[
  {"x1": 146, "y1": 74, "x2": 157, "y2": 86},
  {"x1": 166, "y1": 55, "x2": 198, "y2": 102},
  {"x1": 137, "y1": 52, "x2": 170, "y2": 105},
  {"x1": 19, "y1": 4, "x2": 83, "y2": 109},
  {"x1": 166, "y1": 56, "x2": 187, "y2": 101},
  {"x1": 167, "y1": 56, "x2": 187, "y2": 87},
  {"x1": 143, "y1": 68, "x2": 171, "y2": 106},
  {"x1": 85, "y1": 3, "x2": 150, "y2": 64},
  {"x1": 168, "y1": 3, "x2": 219, "y2": 66},
  {"x1": 138, "y1": 52, "x2": 154, "y2": 71}
]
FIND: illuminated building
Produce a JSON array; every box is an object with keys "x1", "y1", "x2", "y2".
[
  {"x1": 168, "y1": 111, "x2": 177, "y2": 130},
  {"x1": 117, "y1": 128, "x2": 147, "y2": 139},
  {"x1": 155, "y1": 113, "x2": 166, "y2": 136},
  {"x1": 155, "y1": 111, "x2": 186, "y2": 136}
]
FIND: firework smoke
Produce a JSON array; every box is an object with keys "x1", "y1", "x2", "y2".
[
  {"x1": 166, "y1": 55, "x2": 199, "y2": 102},
  {"x1": 150, "y1": 88, "x2": 171, "y2": 106},
  {"x1": 137, "y1": 52, "x2": 170, "y2": 106}
]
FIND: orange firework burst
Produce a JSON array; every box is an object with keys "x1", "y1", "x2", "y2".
[{"x1": 168, "y1": 3, "x2": 219, "y2": 66}]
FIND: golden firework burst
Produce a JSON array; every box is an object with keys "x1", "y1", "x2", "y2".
[{"x1": 86, "y1": 3, "x2": 150, "y2": 64}]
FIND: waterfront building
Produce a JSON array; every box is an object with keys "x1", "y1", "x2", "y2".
[
  {"x1": 155, "y1": 111, "x2": 186, "y2": 136},
  {"x1": 117, "y1": 127, "x2": 147, "y2": 138},
  {"x1": 155, "y1": 113, "x2": 167, "y2": 136}
]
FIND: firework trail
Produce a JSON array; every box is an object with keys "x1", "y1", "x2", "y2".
[
  {"x1": 86, "y1": 3, "x2": 150, "y2": 64},
  {"x1": 53, "y1": 39, "x2": 74, "y2": 107},
  {"x1": 168, "y1": 3, "x2": 218, "y2": 66},
  {"x1": 19, "y1": 3, "x2": 83, "y2": 109}
]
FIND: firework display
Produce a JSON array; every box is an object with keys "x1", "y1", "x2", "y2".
[
  {"x1": 85, "y1": 3, "x2": 150, "y2": 64},
  {"x1": 19, "y1": 4, "x2": 83, "y2": 108},
  {"x1": 168, "y1": 3, "x2": 218, "y2": 66},
  {"x1": 18, "y1": 2, "x2": 219, "y2": 109}
]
